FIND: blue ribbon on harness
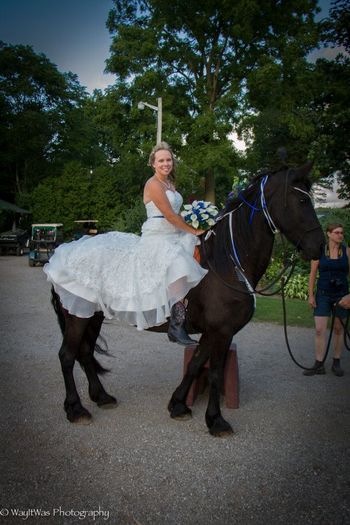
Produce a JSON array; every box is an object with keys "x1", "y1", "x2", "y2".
[{"x1": 238, "y1": 181, "x2": 266, "y2": 225}]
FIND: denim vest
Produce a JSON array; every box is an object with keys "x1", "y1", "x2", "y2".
[{"x1": 317, "y1": 244, "x2": 349, "y2": 295}]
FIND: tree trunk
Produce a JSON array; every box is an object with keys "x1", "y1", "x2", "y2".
[
  {"x1": 204, "y1": 169, "x2": 215, "y2": 203},
  {"x1": 15, "y1": 162, "x2": 22, "y2": 195}
]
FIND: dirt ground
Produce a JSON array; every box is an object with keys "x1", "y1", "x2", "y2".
[{"x1": 0, "y1": 255, "x2": 349, "y2": 525}]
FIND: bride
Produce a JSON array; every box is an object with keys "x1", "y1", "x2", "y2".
[{"x1": 44, "y1": 142, "x2": 208, "y2": 345}]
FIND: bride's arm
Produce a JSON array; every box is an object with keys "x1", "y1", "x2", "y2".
[{"x1": 144, "y1": 179, "x2": 205, "y2": 236}]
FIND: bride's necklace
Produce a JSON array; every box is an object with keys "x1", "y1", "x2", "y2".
[{"x1": 155, "y1": 175, "x2": 171, "y2": 190}]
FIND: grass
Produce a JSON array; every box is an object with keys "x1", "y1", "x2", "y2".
[{"x1": 253, "y1": 295, "x2": 314, "y2": 328}]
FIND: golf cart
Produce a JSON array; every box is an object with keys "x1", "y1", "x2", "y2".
[
  {"x1": 28, "y1": 223, "x2": 64, "y2": 267},
  {"x1": 0, "y1": 198, "x2": 31, "y2": 256},
  {"x1": 0, "y1": 228, "x2": 29, "y2": 256},
  {"x1": 73, "y1": 220, "x2": 98, "y2": 240}
]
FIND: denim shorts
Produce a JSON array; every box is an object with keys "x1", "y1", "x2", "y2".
[{"x1": 314, "y1": 289, "x2": 348, "y2": 318}]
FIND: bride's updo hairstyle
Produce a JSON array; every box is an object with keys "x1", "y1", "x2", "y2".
[{"x1": 148, "y1": 141, "x2": 177, "y2": 184}]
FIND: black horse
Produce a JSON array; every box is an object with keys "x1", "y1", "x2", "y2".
[{"x1": 51, "y1": 163, "x2": 324, "y2": 436}]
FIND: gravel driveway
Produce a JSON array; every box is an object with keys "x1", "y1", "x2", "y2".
[{"x1": 0, "y1": 255, "x2": 349, "y2": 525}]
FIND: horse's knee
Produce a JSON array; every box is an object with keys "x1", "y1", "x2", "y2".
[
  {"x1": 59, "y1": 345, "x2": 76, "y2": 370},
  {"x1": 208, "y1": 365, "x2": 224, "y2": 384}
]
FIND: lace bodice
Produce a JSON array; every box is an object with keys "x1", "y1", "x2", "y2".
[{"x1": 145, "y1": 190, "x2": 183, "y2": 218}]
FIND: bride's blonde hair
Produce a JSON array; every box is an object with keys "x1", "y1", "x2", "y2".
[{"x1": 148, "y1": 142, "x2": 177, "y2": 183}]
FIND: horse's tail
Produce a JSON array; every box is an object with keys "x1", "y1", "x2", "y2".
[
  {"x1": 50, "y1": 287, "x2": 109, "y2": 375},
  {"x1": 51, "y1": 286, "x2": 66, "y2": 335},
  {"x1": 87, "y1": 334, "x2": 110, "y2": 375}
]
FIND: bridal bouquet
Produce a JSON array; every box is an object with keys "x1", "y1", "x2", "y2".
[{"x1": 181, "y1": 200, "x2": 219, "y2": 229}]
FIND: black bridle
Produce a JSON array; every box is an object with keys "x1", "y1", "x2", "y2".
[{"x1": 200, "y1": 170, "x2": 328, "y2": 371}]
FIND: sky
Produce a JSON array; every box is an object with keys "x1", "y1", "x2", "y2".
[
  {"x1": 0, "y1": 0, "x2": 116, "y2": 93},
  {"x1": 0, "y1": 0, "x2": 333, "y2": 94}
]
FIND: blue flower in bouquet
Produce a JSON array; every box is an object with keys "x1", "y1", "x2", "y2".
[{"x1": 181, "y1": 200, "x2": 219, "y2": 229}]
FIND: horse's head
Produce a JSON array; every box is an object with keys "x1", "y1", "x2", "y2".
[{"x1": 265, "y1": 163, "x2": 324, "y2": 260}]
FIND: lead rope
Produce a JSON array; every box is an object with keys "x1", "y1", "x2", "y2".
[{"x1": 280, "y1": 278, "x2": 344, "y2": 370}]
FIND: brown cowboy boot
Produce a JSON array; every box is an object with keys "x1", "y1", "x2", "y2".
[{"x1": 168, "y1": 301, "x2": 198, "y2": 346}]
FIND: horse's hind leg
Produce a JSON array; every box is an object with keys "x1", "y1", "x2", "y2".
[
  {"x1": 59, "y1": 313, "x2": 92, "y2": 424},
  {"x1": 79, "y1": 312, "x2": 117, "y2": 409}
]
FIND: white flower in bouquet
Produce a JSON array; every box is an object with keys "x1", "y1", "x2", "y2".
[{"x1": 181, "y1": 200, "x2": 219, "y2": 229}]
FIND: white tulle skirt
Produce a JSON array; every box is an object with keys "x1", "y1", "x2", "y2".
[{"x1": 44, "y1": 223, "x2": 207, "y2": 330}]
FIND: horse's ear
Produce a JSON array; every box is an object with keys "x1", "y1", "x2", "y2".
[{"x1": 293, "y1": 161, "x2": 313, "y2": 182}]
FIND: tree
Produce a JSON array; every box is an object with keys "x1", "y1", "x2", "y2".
[
  {"x1": 105, "y1": 0, "x2": 320, "y2": 202},
  {"x1": 315, "y1": 0, "x2": 350, "y2": 200},
  {"x1": 322, "y1": 0, "x2": 350, "y2": 52},
  {"x1": 237, "y1": 56, "x2": 320, "y2": 174},
  {"x1": 238, "y1": 0, "x2": 350, "y2": 201},
  {"x1": 0, "y1": 42, "x2": 101, "y2": 205},
  {"x1": 30, "y1": 162, "x2": 124, "y2": 234}
]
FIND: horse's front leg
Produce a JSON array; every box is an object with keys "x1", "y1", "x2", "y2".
[
  {"x1": 168, "y1": 333, "x2": 212, "y2": 420},
  {"x1": 205, "y1": 335, "x2": 234, "y2": 437},
  {"x1": 59, "y1": 314, "x2": 92, "y2": 424},
  {"x1": 79, "y1": 312, "x2": 117, "y2": 409}
]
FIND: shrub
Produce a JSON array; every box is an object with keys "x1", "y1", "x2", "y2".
[
  {"x1": 283, "y1": 273, "x2": 309, "y2": 300},
  {"x1": 260, "y1": 259, "x2": 309, "y2": 300}
]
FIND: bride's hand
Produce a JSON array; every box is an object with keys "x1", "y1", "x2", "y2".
[{"x1": 195, "y1": 229, "x2": 206, "y2": 236}]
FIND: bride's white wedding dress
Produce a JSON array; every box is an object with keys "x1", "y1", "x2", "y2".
[{"x1": 44, "y1": 190, "x2": 207, "y2": 330}]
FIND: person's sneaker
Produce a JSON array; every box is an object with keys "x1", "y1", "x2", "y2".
[
  {"x1": 331, "y1": 362, "x2": 344, "y2": 377},
  {"x1": 303, "y1": 362, "x2": 326, "y2": 376}
]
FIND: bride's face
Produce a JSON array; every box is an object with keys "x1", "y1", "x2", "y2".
[{"x1": 153, "y1": 150, "x2": 173, "y2": 178}]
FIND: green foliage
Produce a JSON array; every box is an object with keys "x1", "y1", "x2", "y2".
[
  {"x1": 283, "y1": 274, "x2": 309, "y2": 300},
  {"x1": 29, "y1": 162, "x2": 124, "y2": 235},
  {"x1": 322, "y1": 0, "x2": 350, "y2": 52},
  {"x1": 303, "y1": 54, "x2": 350, "y2": 200},
  {"x1": 0, "y1": 42, "x2": 101, "y2": 202},
  {"x1": 239, "y1": 2, "x2": 350, "y2": 200},
  {"x1": 112, "y1": 198, "x2": 146, "y2": 234},
  {"x1": 260, "y1": 257, "x2": 309, "y2": 300},
  {"x1": 259, "y1": 206, "x2": 350, "y2": 302},
  {"x1": 106, "y1": 0, "x2": 320, "y2": 202},
  {"x1": 1, "y1": 2, "x2": 349, "y2": 234}
]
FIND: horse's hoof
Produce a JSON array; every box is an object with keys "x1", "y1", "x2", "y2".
[
  {"x1": 97, "y1": 395, "x2": 118, "y2": 409},
  {"x1": 65, "y1": 405, "x2": 92, "y2": 424},
  {"x1": 67, "y1": 411, "x2": 92, "y2": 425},
  {"x1": 209, "y1": 426, "x2": 234, "y2": 437},
  {"x1": 168, "y1": 400, "x2": 192, "y2": 420},
  {"x1": 207, "y1": 416, "x2": 234, "y2": 437},
  {"x1": 73, "y1": 414, "x2": 93, "y2": 425},
  {"x1": 173, "y1": 410, "x2": 192, "y2": 421}
]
